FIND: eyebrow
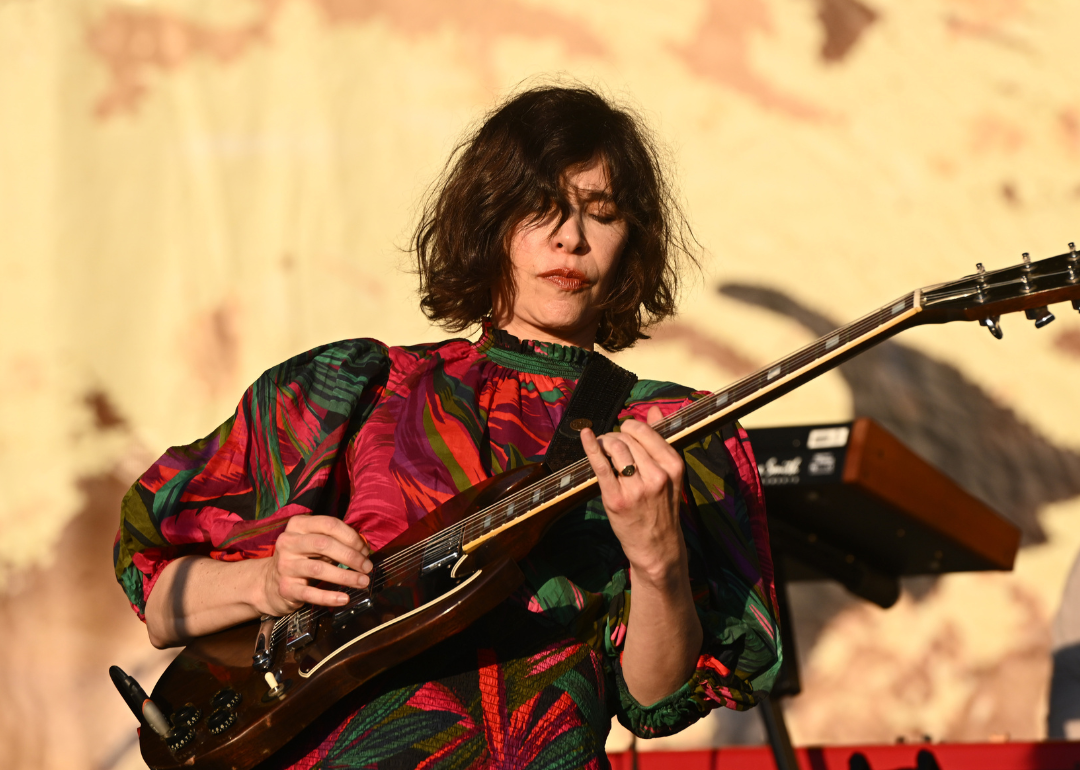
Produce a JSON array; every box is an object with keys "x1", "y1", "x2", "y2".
[{"x1": 568, "y1": 187, "x2": 615, "y2": 204}]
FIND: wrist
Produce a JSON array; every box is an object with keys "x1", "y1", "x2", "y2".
[
  {"x1": 246, "y1": 556, "x2": 276, "y2": 617},
  {"x1": 628, "y1": 551, "x2": 689, "y2": 593}
]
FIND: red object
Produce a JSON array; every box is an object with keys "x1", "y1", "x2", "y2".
[{"x1": 608, "y1": 743, "x2": 1080, "y2": 770}]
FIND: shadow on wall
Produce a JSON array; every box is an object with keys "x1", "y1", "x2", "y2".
[{"x1": 719, "y1": 282, "x2": 1080, "y2": 546}]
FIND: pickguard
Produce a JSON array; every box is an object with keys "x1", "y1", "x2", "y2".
[{"x1": 298, "y1": 569, "x2": 485, "y2": 678}]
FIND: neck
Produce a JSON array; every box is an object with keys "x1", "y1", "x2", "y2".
[{"x1": 493, "y1": 316, "x2": 598, "y2": 351}]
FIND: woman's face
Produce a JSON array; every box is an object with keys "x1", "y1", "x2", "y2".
[{"x1": 491, "y1": 161, "x2": 628, "y2": 350}]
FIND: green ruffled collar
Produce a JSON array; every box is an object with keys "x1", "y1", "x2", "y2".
[{"x1": 475, "y1": 319, "x2": 590, "y2": 378}]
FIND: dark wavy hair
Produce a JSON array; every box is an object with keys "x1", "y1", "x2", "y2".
[{"x1": 412, "y1": 84, "x2": 697, "y2": 352}]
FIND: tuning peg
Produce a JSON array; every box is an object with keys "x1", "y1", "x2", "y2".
[
  {"x1": 975, "y1": 263, "x2": 988, "y2": 301},
  {"x1": 1022, "y1": 252, "x2": 1032, "y2": 268},
  {"x1": 980, "y1": 316, "x2": 1003, "y2": 339},
  {"x1": 1025, "y1": 306, "x2": 1055, "y2": 328}
]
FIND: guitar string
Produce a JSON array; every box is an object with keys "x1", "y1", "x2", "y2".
[
  {"x1": 397, "y1": 295, "x2": 907, "y2": 562},
  {"x1": 268, "y1": 295, "x2": 910, "y2": 643},
  {"x1": 445, "y1": 296, "x2": 911, "y2": 547},
  {"x1": 266, "y1": 294, "x2": 912, "y2": 645},
  {"x1": 272, "y1": 265, "x2": 1080, "y2": 641},
  {"x1": 268, "y1": 299, "x2": 908, "y2": 643},
  {"x1": 249, "y1": 259, "x2": 1080, "y2": 642},
  {"x1": 266, "y1": 259, "x2": 1077, "y2": 640}
]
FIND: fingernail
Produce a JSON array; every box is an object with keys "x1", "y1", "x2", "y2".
[
  {"x1": 337, "y1": 594, "x2": 348, "y2": 604},
  {"x1": 359, "y1": 575, "x2": 370, "y2": 587}
]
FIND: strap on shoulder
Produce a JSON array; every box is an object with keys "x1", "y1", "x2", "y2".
[{"x1": 543, "y1": 354, "x2": 638, "y2": 472}]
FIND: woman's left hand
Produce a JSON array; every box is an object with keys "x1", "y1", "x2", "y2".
[
  {"x1": 579, "y1": 405, "x2": 687, "y2": 583},
  {"x1": 580, "y1": 405, "x2": 702, "y2": 704}
]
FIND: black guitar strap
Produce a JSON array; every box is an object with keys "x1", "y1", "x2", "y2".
[{"x1": 543, "y1": 353, "x2": 638, "y2": 472}]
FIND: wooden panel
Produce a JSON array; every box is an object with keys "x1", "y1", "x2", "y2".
[{"x1": 842, "y1": 418, "x2": 1020, "y2": 570}]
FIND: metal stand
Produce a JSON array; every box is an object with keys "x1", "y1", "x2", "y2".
[
  {"x1": 759, "y1": 557, "x2": 802, "y2": 770},
  {"x1": 761, "y1": 696, "x2": 800, "y2": 770}
]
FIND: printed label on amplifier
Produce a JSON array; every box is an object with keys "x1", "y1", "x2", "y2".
[
  {"x1": 758, "y1": 456, "x2": 802, "y2": 485},
  {"x1": 807, "y1": 426, "x2": 849, "y2": 449},
  {"x1": 808, "y1": 452, "x2": 837, "y2": 476}
]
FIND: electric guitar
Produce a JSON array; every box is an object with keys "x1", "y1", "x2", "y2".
[{"x1": 138, "y1": 246, "x2": 1080, "y2": 770}]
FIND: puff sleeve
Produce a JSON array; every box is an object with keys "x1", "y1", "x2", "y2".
[
  {"x1": 605, "y1": 413, "x2": 782, "y2": 736},
  {"x1": 113, "y1": 339, "x2": 390, "y2": 620}
]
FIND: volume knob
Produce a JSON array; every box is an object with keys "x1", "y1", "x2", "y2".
[
  {"x1": 164, "y1": 726, "x2": 194, "y2": 751},
  {"x1": 207, "y1": 708, "x2": 237, "y2": 735},
  {"x1": 211, "y1": 687, "x2": 241, "y2": 710},
  {"x1": 170, "y1": 704, "x2": 201, "y2": 728}
]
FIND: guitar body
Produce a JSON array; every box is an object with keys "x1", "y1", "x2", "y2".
[{"x1": 141, "y1": 462, "x2": 555, "y2": 770}]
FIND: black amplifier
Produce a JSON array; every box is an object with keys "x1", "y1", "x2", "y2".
[
  {"x1": 744, "y1": 419, "x2": 1019, "y2": 609},
  {"x1": 747, "y1": 423, "x2": 853, "y2": 487}
]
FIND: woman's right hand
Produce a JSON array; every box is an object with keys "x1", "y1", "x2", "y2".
[{"x1": 259, "y1": 514, "x2": 374, "y2": 617}]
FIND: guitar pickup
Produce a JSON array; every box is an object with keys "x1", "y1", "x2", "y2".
[
  {"x1": 285, "y1": 612, "x2": 316, "y2": 652},
  {"x1": 421, "y1": 545, "x2": 461, "y2": 576},
  {"x1": 332, "y1": 594, "x2": 373, "y2": 628}
]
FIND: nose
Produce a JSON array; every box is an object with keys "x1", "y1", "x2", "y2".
[{"x1": 553, "y1": 214, "x2": 589, "y2": 255}]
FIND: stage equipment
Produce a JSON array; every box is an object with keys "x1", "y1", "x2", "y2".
[{"x1": 748, "y1": 418, "x2": 1020, "y2": 768}]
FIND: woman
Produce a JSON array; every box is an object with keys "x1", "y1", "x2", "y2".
[{"x1": 114, "y1": 85, "x2": 781, "y2": 768}]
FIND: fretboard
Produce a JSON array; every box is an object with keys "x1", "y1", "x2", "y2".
[
  {"x1": 457, "y1": 289, "x2": 922, "y2": 551},
  {"x1": 271, "y1": 289, "x2": 923, "y2": 640}
]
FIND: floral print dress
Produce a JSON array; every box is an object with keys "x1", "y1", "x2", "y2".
[{"x1": 114, "y1": 323, "x2": 781, "y2": 769}]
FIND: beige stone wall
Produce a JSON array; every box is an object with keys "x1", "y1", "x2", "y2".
[{"x1": 2, "y1": 0, "x2": 1079, "y2": 766}]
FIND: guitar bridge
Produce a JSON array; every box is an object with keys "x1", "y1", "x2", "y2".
[{"x1": 285, "y1": 612, "x2": 316, "y2": 651}]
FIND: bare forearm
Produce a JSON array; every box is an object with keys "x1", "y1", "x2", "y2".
[
  {"x1": 579, "y1": 412, "x2": 704, "y2": 706},
  {"x1": 144, "y1": 555, "x2": 268, "y2": 648},
  {"x1": 621, "y1": 561, "x2": 703, "y2": 706},
  {"x1": 144, "y1": 516, "x2": 374, "y2": 649}
]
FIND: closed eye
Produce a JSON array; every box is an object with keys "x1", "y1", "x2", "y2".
[{"x1": 586, "y1": 201, "x2": 622, "y2": 224}]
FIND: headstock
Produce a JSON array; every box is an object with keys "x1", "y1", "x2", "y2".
[{"x1": 918, "y1": 243, "x2": 1080, "y2": 337}]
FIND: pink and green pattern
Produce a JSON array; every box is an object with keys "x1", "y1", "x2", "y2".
[{"x1": 114, "y1": 323, "x2": 781, "y2": 767}]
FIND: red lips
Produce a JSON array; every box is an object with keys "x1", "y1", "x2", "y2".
[{"x1": 538, "y1": 268, "x2": 591, "y2": 291}]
